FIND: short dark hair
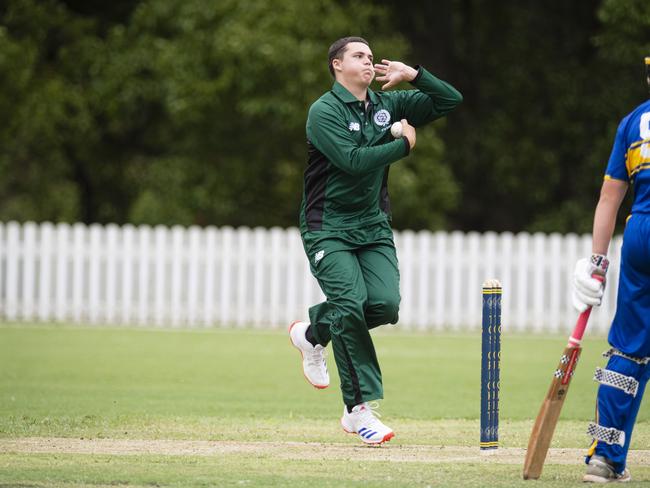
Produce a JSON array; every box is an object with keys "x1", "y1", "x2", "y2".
[{"x1": 328, "y1": 37, "x2": 369, "y2": 77}]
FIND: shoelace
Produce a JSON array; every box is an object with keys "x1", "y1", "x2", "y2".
[
  {"x1": 305, "y1": 345, "x2": 326, "y2": 368},
  {"x1": 367, "y1": 401, "x2": 381, "y2": 416},
  {"x1": 357, "y1": 401, "x2": 384, "y2": 429}
]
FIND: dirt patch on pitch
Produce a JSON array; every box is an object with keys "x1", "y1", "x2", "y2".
[{"x1": 2, "y1": 438, "x2": 650, "y2": 466}]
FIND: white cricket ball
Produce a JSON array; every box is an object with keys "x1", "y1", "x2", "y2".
[{"x1": 390, "y1": 121, "x2": 403, "y2": 138}]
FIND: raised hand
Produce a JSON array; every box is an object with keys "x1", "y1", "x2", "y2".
[{"x1": 374, "y1": 59, "x2": 418, "y2": 90}]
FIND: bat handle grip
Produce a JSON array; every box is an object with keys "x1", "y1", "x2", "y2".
[{"x1": 567, "y1": 274, "x2": 605, "y2": 347}]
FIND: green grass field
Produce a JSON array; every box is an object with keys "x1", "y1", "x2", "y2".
[{"x1": 1, "y1": 325, "x2": 648, "y2": 487}]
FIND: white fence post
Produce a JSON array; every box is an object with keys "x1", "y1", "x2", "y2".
[
  {"x1": 21, "y1": 222, "x2": 37, "y2": 321},
  {"x1": 154, "y1": 226, "x2": 169, "y2": 326},
  {"x1": 5, "y1": 222, "x2": 20, "y2": 321},
  {"x1": 235, "y1": 227, "x2": 251, "y2": 328},
  {"x1": 449, "y1": 231, "x2": 464, "y2": 330},
  {"x1": 72, "y1": 223, "x2": 86, "y2": 323},
  {"x1": 136, "y1": 226, "x2": 151, "y2": 326},
  {"x1": 432, "y1": 231, "x2": 446, "y2": 330},
  {"x1": 186, "y1": 226, "x2": 201, "y2": 327},
  {"x1": 203, "y1": 227, "x2": 217, "y2": 327},
  {"x1": 498, "y1": 232, "x2": 513, "y2": 333},
  {"x1": 54, "y1": 223, "x2": 70, "y2": 322},
  {"x1": 285, "y1": 228, "x2": 302, "y2": 326},
  {"x1": 120, "y1": 225, "x2": 135, "y2": 325},
  {"x1": 88, "y1": 225, "x2": 104, "y2": 324},
  {"x1": 531, "y1": 233, "x2": 545, "y2": 331},
  {"x1": 415, "y1": 231, "x2": 431, "y2": 331},
  {"x1": 37, "y1": 223, "x2": 53, "y2": 321},
  {"x1": 268, "y1": 227, "x2": 283, "y2": 327},
  {"x1": 170, "y1": 226, "x2": 185, "y2": 327},
  {"x1": 105, "y1": 224, "x2": 119, "y2": 325},
  {"x1": 515, "y1": 233, "x2": 530, "y2": 331},
  {"x1": 397, "y1": 230, "x2": 415, "y2": 328},
  {"x1": 218, "y1": 227, "x2": 234, "y2": 327}
]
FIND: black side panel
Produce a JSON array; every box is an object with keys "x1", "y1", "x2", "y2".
[
  {"x1": 379, "y1": 166, "x2": 391, "y2": 215},
  {"x1": 341, "y1": 338, "x2": 363, "y2": 406},
  {"x1": 304, "y1": 141, "x2": 329, "y2": 231}
]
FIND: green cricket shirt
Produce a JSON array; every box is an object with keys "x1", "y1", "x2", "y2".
[{"x1": 299, "y1": 66, "x2": 462, "y2": 232}]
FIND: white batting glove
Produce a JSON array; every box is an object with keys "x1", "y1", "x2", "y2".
[{"x1": 572, "y1": 254, "x2": 609, "y2": 313}]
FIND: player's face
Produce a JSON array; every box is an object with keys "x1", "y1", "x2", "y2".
[{"x1": 334, "y1": 42, "x2": 375, "y2": 86}]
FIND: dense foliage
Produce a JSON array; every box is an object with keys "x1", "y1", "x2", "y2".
[{"x1": 1, "y1": 0, "x2": 648, "y2": 232}]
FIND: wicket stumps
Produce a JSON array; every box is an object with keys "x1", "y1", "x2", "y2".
[{"x1": 480, "y1": 279, "x2": 502, "y2": 451}]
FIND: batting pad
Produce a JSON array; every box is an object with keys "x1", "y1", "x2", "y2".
[
  {"x1": 587, "y1": 422, "x2": 626, "y2": 447},
  {"x1": 593, "y1": 367, "x2": 639, "y2": 397}
]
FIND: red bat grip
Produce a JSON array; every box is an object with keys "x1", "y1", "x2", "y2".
[
  {"x1": 568, "y1": 308, "x2": 593, "y2": 346},
  {"x1": 567, "y1": 274, "x2": 604, "y2": 347}
]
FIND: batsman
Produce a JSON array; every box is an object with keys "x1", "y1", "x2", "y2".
[
  {"x1": 572, "y1": 57, "x2": 650, "y2": 483},
  {"x1": 289, "y1": 36, "x2": 462, "y2": 444}
]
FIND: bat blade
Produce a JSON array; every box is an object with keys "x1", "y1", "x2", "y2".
[{"x1": 523, "y1": 345, "x2": 582, "y2": 480}]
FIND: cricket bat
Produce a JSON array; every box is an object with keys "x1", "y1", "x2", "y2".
[{"x1": 522, "y1": 295, "x2": 600, "y2": 480}]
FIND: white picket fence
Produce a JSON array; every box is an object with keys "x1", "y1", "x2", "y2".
[{"x1": 0, "y1": 222, "x2": 622, "y2": 334}]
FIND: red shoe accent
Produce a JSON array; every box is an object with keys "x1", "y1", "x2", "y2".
[
  {"x1": 381, "y1": 431, "x2": 395, "y2": 444},
  {"x1": 288, "y1": 320, "x2": 328, "y2": 390}
]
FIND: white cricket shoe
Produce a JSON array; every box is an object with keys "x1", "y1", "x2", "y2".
[
  {"x1": 583, "y1": 455, "x2": 631, "y2": 483},
  {"x1": 341, "y1": 402, "x2": 395, "y2": 445},
  {"x1": 289, "y1": 320, "x2": 329, "y2": 389}
]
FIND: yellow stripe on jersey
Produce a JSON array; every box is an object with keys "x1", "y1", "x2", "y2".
[
  {"x1": 604, "y1": 174, "x2": 627, "y2": 182},
  {"x1": 626, "y1": 138, "x2": 650, "y2": 180},
  {"x1": 629, "y1": 138, "x2": 650, "y2": 151}
]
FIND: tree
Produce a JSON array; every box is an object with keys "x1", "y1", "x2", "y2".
[
  {"x1": 0, "y1": 0, "x2": 456, "y2": 229},
  {"x1": 0, "y1": 0, "x2": 97, "y2": 222},
  {"x1": 384, "y1": 0, "x2": 649, "y2": 233}
]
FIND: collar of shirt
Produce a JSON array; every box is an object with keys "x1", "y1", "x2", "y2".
[{"x1": 331, "y1": 81, "x2": 380, "y2": 107}]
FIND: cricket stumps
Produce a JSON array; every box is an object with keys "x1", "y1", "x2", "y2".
[{"x1": 481, "y1": 279, "x2": 502, "y2": 452}]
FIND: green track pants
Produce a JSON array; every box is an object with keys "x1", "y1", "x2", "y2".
[{"x1": 301, "y1": 221, "x2": 400, "y2": 406}]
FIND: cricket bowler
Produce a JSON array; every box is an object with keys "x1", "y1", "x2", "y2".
[
  {"x1": 289, "y1": 36, "x2": 462, "y2": 444},
  {"x1": 572, "y1": 57, "x2": 650, "y2": 482}
]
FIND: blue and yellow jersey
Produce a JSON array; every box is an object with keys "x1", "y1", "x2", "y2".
[{"x1": 605, "y1": 99, "x2": 650, "y2": 213}]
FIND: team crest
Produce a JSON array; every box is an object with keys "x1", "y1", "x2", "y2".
[{"x1": 373, "y1": 109, "x2": 391, "y2": 127}]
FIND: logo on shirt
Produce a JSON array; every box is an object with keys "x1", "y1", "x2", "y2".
[
  {"x1": 348, "y1": 122, "x2": 360, "y2": 131},
  {"x1": 314, "y1": 250, "x2": 325, "y2": 263},
  {"x1": 373, "y1": 109, "x2": 391, "y2": 127}
]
